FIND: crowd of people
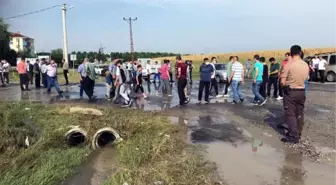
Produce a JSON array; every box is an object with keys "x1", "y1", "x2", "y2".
[
  {"x1": 15, "y1": 57, "x2": 70, "y2": 94},
  {"x1": 2, "y1": 44, "x2": 311, "y2": 144}
]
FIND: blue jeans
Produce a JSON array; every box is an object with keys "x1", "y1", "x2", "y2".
[
  {"x1": 47, "y1": 76, "x2": 61, "y2": 94},
  {"x1": 231, "y1": 80, "x2": 243, "y2": 102},
  {"x1": 304, "y1": 80, "x2": 308, "y2": 95},
  {"x1": 154, "y1": 73, "x2": 160, "y2": 82},
  {"x1": 252, "y1": 81, "x2": 265, "y2": 102}
]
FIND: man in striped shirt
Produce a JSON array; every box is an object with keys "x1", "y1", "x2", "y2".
[{"x1": 229, "y1": 56, "x2": 244, "y2": 104}]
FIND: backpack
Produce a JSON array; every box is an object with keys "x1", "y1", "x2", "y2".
[{"x1": 120, "y1": 68, "x2": 127, "y2": 83}]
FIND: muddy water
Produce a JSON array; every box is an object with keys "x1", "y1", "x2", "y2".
[
  {"x1": 186, "y1": 115, "x2": 336, "y2": 185},
  {"x1": 62, "y1": 147, "x2": 117, "y2": 185}
]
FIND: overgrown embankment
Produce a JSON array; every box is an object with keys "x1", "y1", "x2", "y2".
[{"x1": 0, "y1": 102, "x2": 219, "y2": 185}]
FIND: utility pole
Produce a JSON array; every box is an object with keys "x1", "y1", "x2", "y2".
[
  {"x1": 123, "y1": 17, "x2": 137, "y2": 61},
  {"x1": 62, "y1": 4, "x2": 69, "y2": 65}
]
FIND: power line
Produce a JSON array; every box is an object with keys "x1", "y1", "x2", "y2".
[{"x1": 4, "y1": 5, "x2": 60, "y2": 20}]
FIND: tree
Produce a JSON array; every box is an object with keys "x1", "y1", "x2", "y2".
[
  {"x1": 6, "y1": 49, "x2": 17, "y2": 66},
  {"x1": 0, "y1": 18, "x2": 10, "y2": 60},
  {"x1": 51, "y1": 48, "x2": 63, "y2": 64}
]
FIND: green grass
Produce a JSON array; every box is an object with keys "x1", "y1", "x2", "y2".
[{"x1": 0, "y1": 102, "x2": 219, "y2": 185}]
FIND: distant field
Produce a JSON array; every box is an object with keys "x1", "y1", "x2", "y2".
[{"x1": 153, "y1": 47, "x2": 336, "y2": 64}]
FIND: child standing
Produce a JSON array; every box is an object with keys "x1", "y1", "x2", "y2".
[
  {"x1": 105, "y1": 70, "x2": 114, "y2": 101},
  {"x1": 135, "y1": 65, "x2": 147, "y2": 99}
]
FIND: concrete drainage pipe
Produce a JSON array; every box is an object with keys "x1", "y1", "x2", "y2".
[
  {"x1": 92, "y1": 127, "x2": 122, "y2": 149},
  {"x1": 65, "y1": 128, "x2": 87, "y2": 147}
]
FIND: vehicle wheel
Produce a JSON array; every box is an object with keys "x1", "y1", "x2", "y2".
[
  {"x1": 326, "y1": 72, "x2": 336, "y2": 82},
  {"x1": 215, "y1": 75, "x2": 221, "y2": 83}
]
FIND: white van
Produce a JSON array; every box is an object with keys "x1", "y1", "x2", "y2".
[{"x1": 137, "y1": 58, "x2": 162, "y2": 76}]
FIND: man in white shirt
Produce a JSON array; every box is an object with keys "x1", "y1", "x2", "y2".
[
  {"x1": 2, "y1": 60, "x2": 10, "y2": 84},
  {"x1": 41, "y1": 59, "x2": 48, "y2": 88},
  {"x1": 145, "y1": 60, "x2": 152, "y2": 84},
  {"x1": 209, "y1": 57, "x2": 221, "y2": 98},
  {"x1": 46, "y1": 60, "x2": 63, "y2": 95},
  {"x1": 312, "y1": 55, "x2": 320, "y2": 82},
  {"x1": 230, "y1": 56, "x2": 244, "y2": 104},
  {"x1": 318, "y1": 56, "x2": 328, "y2": 83}
]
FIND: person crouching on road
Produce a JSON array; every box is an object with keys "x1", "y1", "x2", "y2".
[
  {"x1": 197, "y1": 58, "x2": 213, "y2": 104},
  {"x1": 176, "y1": 55, "x2": 188, "y2": 107},
  {"x1": 46, "y1": 60, "x2": 63, "y2": 95},
  {"x1": 83, "y1": 60, "x2": 97, "y2": 101},
  {"x1": 135, "y1": 65, "x2": 147, "y2": 99},
  {"x1": 230, "y1": 56, "x2": 245, "y2": 104},
  {"x1": 280, "y1": 45, "x2": 309, "y2": 144}
]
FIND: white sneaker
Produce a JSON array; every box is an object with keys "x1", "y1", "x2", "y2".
[
  {"x1": 277, "y1": 96, "x2": 283, "y2": 100},
  {"x1": 216, "y1": 95, "x2": 223, "y2": 98},
  {"x1": 168, "y1": 94, "x2": 172, "y2": 97},
  {"x1": 224, "y1": 94, "x2": 229, "y2": 98}
]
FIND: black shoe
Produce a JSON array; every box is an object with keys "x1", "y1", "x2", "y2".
[
  {"x1": 281, "y1": 137, "x2": 299, "y2": 144},
  {"x1": 240, "y1": 98, "x2": 244, "y2": 103},
  {"x1": 21, "y1": 89, "x2": 25, "y2": 91},
  {"x1": 232, "y1": 100, "x2": 238, "y2": 104},
  {"x1": 259, "y1": 99, "x2": 267, "y2": 106},
  {"x1": 26, "y1": 89, "x2": 31, "y2": 91},
  {"x1": 58, "y1": 91, "x2": 64, "y2": 95}
]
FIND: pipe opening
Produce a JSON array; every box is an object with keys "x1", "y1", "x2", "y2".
[
  {"x1": 66, "y1": 130, "x2": 86, "y2": 147},
  {"x1": 96, "y1": 131, "x2": 116, "y2": 148}
]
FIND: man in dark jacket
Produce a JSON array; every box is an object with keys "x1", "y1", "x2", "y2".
[
  {"x1": 33, "y1": 59, "x2": 41, "y2": 88},
  {"x1": 197, "y1": 58, "x2": 214, "y2": 104},
  {"x1": 27, "y1": 60, "x2": 34, "y2": 84},
  {"x1": 259, "y1": 57, "x2": 268, "y2": 99}
]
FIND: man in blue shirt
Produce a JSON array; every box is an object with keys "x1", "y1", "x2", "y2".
[
  {"x1": 77, "y1": 58, "x2": 88, "y2": 97},
  {"x1": 197, "y1": 58, "x2": 214, "y2": 104},
  {"x1": 252, "y1": 54, "x2": 266, "y2": 106}
]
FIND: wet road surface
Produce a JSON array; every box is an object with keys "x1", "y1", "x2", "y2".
[{"x1": 1, "y1": 81, "x2": 335, "y2": 185}]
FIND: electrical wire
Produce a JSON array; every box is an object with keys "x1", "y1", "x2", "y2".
[{"x1": 4, "y1": 5, "x2": 61, "y2": 20}]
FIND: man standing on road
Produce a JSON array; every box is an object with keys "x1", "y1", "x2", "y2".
[
  {"x1": 33, "y1": 59, "x2": 41, "y2": 88},
  {"x1": 224, "y1": 56, "x2": 234, "y2": 97},
  {"x1": 145, "y1": 60, "x2": 152, "y2": 84},
  {"x1": 209, "y1": 57, "x2": 221, "y2": 98},
  {"x1": 252, "y1": 54, "x2": 266, "y2": 106},
  {"x1": 267, "y1": 57, "x2": 280, "y2": 98},
  {"x1": 27, "y1": 60, "x2": 34, "y2": 85},
  {"x1": 176, "y1": 55, "x2": 188, "y2": 107},
  {"x1": 230, "y1": 56, "x2": 245, "y2": 104},
  {"x1": 78, "y1": 58, "x2": 88, "y2": 97},
  {"x1": 312, "y1": 54, "x2": 320, "y2": 82},
  {"x1": 83, "y1": 60, "x2": 97, "y2": 101},
  {"x1": 259, "y1": 57, "x2": 268, "y2": 99},
  {"x1": 159, "y1": 60, "x2": 172, "y2": 96},
  {"x1": 46, "y1": 60, "x2": 63, "y2": 95},
  {"x1": 280, "y1": 45, "x2": 309, "y2": 143},
  {"x1": 62, "y1": 59, "x2": 69, "y2": 85},
  {"x1": 245, "y1": 59, "x2": 252, "y2": 78},
  {"x1": 278, "y1": 53, "x2": 290, "y2": 100},
  {"x1": 318, "y1": 56, "x2": 327, "y2": 83},
  {"x1": 197, "y1": 58, "x2": 213, "y2": 104},
  {"x1": 17, "y1": 57, "x2": 30, "y2": 91},
  {"x1": 41, "y1": 59, "x2": 48, "y2": 88},
  {"x1": 3, "y1": 60, "x2": 10, "y2": 84}
]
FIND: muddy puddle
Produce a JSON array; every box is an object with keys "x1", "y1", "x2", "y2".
[
  {"x1": 62, "y1": 146, "x2": 117, "y2": 185},
  {"x1": 184, "y1": 115, "x2": 336, "y2": 185}
]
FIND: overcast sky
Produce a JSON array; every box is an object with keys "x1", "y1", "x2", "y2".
[{"x1": 1, "y1": 0, "x2": 335, "y2": 54}]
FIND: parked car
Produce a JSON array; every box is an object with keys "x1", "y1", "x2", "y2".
[
  {"x1": 309, "y1": 52, "x2": 336, "y2": 82},
  {"x1": 94, "y1": 64, "x2": 109, "y2": 76},
  {"x1": 214, "y1": 63, "x2": 227, "y2": 83}
]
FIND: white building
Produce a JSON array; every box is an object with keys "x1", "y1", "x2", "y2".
[{"x1": 9, "y1": 32, "x2": 35, "y2": 56}]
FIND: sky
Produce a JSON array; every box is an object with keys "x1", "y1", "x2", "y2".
[{"x1": 1, "y1": 0, "x2": 335, "y2": 54}]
